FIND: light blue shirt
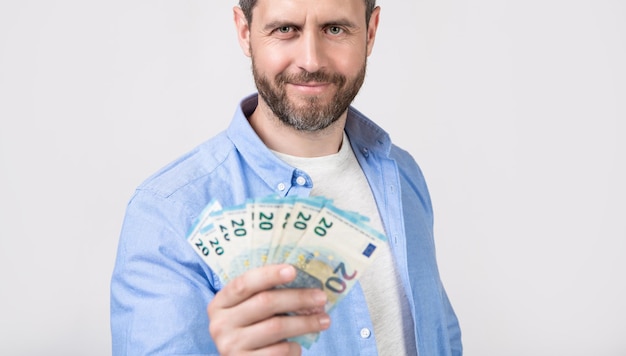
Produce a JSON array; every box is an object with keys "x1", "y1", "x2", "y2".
[{"x1": 110, "y1": 94, "x2": 462, "y2": 355}]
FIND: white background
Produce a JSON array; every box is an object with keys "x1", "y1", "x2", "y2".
[{"x1": 1, "y1": 1, "x2": 624, "y2": 355}]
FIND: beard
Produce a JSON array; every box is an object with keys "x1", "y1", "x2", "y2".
[{"x1": 252, "y1": 58, "x2": 367, "y2": 132}]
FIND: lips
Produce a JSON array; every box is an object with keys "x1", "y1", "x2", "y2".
[
  {"x1": 288, "y1": 82, "x2": 332, "y2": 95},
  {"x1": 291, "y1": 81, "x2": 328, "y2": 86}
]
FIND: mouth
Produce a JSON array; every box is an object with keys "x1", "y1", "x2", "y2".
[{"x1": 288, "y1": 81, "x2": 333, "y2": 95}]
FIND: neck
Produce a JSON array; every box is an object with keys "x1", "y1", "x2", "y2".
[{"x1": 248, "y1": 97, "x2": 347, "y2": 157}]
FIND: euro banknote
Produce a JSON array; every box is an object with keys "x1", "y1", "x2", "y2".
[{"x1": 187, "y1": 195, "x2": 388, "y2": 348}]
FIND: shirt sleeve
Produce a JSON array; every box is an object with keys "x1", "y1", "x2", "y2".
[
  {"x1": 110, "y1": 189, "x2": 220, "y2": 355},
  {"x1": 442, "y1": 285, "x2": 463, "y2": 356}
]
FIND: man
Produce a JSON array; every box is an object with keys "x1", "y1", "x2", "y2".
[{"x1": 111, "y1": 0, "x2": 462, "y2": 355}]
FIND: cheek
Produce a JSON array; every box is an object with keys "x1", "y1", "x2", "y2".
[
  {"x1": 325, "y1": 41, "x2": 367, "y2": 74},
  {"x1": 252, "y1": 45, "x2": 293, "y2": 75},
  {"x1": 334, "y1": 52, "x2": 366, "y2": 77}
]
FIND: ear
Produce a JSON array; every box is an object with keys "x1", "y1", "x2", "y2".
[
  {"x1": 233, "y1": 6, "x2": 252, "y2": 57},
  {"x1": 366, "y1": 6, "x2": 381, "y2": 57}
]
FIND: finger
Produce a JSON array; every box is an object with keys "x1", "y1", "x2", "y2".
[
  {"x1": 230, "y1": 288, "x2": 327, "y2": 327},
  {"x1": 239, "y1": 313, "x2": 331, "y2": 350},
  {"x1": 212, "y1": 264, "x2": 297, "y2": 309}
]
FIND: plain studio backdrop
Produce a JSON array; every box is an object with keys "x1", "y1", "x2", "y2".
[{"x1": 1, "y1": 0, "x2": 624, "y2": 355}]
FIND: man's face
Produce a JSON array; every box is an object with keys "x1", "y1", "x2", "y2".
[{"x1": 242, "y1": 0, "x2": 378, "y2": 131}]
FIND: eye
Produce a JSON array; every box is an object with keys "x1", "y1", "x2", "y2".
[
  {"x1": 270, "y1": 25, "x2": 298, "y2": 39},
  {"x1": 326, "y1": 26, "x2": 344, "y2": 35},
  {"x1": 277, "y1": 26, "x2": 292, "y2": 34}
]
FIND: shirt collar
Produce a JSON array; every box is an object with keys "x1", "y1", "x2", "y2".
[
  {"x1": 226, "y1": 93, "x2": 393, "y2": 195},
  {"x1": 226, "y1": 94, "x2": 296, "y2": 196},
  {"x1": 345, "y1": 105, "x2": 393, "y2": 158}
]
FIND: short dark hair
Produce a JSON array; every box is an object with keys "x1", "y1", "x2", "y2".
[{"x1": 238, "y1": 0, "x2": 377, "y2": 26}]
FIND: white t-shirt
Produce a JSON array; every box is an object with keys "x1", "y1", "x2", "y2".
[{"x1": 272, "y1": 133, "x2": 417, "y2": 356}]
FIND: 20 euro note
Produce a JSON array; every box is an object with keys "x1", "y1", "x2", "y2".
[
  {"x1": 281, "y1": 202, "x2": 388, "y2": 348},
  {"x1": 187, "y1": 199, "x2": 230, "y2": 281},
  {"x1": 187, "y1": 200, "x2": 253, "y2": 283},
  {"x1": 248, "y1": 196, "x2": 283, "y2": 268},
  {"x1": 209, "y1": 201, "x2": 256, "y2": 280},
  {"x1": 272, "y1": 196, "x2": 329, "y2": 264},
  {"x1": 266, "y1": 196, "x2": 296, "y2": 264},
  {"x1": 186, "y1": 199, "x2": 223, "y2": 243},
  {"x1": 186, "y1": 195, "x2": 388, "y2": 349}
]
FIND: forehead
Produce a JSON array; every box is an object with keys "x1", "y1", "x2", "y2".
[{"x1": 252, "y1": 0, "x2": 367, "y2": 24}]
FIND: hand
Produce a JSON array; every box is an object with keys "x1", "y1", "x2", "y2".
[{"x1": 207, "y1": 264, "x2": 331, "y2": 355}]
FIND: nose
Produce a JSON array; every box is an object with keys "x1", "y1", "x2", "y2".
[{"x1": 295, "y1": 31, "x2": 326, "y2": 73}]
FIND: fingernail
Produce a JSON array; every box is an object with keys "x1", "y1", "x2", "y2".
[
  {"x1": 319, "y1": 314, "x2": 330, "y2": 328},
  {"x1": 279, "y1": 265, "x2": 295, "y2": 279}
]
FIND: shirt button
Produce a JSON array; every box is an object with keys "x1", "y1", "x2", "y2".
[
  {"x1": 296, "y1": 176, "x2": 306, "y2": 186},
  {"x1": 277, "y1": 183, "x2": 286, "y2": 191},
  {"x1": 359, "y1": 328, "x2": 371, "y2": 339}
]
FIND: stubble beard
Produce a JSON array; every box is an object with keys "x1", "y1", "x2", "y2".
[{"x1": 252, "y1": 57, "x2": 367, "y2": 132}]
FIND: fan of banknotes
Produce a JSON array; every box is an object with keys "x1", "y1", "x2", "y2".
[{"x1": 186, "y1": 195, "x2": 387, "y2": 348}]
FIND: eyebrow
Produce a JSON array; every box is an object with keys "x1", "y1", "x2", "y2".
[
  {"x1": 263, "y1": 21, "x2": 298, "y2": 32},
  {"x1": 262, "y1": 18, "x2": 360, "y2": 32},
  {"x1": 321, "y1": 19, "x2": 360, "y2": 30}
]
